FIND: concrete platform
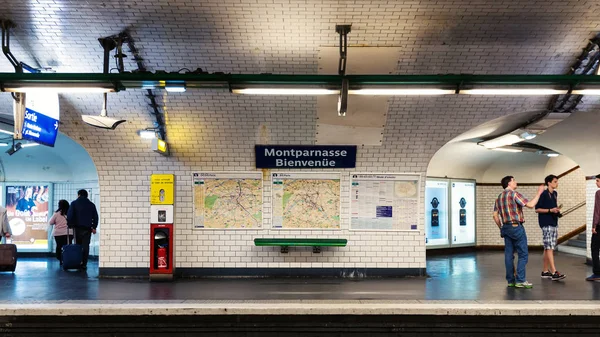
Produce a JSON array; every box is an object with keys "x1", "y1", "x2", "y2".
[{"x1": 1, "y1": 251, "x2": 599, "y2": 308}]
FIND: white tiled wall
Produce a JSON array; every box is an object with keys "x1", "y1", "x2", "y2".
[
  {"x1": 55, "y1": 91, "x2": 543, "y2": 271},
  {"x1": 477, "y1": 168, "x2": 587, "y2": 246}
]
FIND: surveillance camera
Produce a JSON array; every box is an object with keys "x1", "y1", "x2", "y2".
[{"x1": 81, "y1": 115, "x2": 126, "y2": 130}]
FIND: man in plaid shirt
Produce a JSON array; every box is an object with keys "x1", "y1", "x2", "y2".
[{"x1": 493, "y1": 176, "x2": 544, "y2": 289}]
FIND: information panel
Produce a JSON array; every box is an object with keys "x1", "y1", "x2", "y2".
[
  {"x1": 350, "y1": 173, "x2": 420, "y2": 231},
  {"x1": 450, "y1": 180, "x2": 476, "y2": 245},
  {"x1": 193, "y1": 172, "x2": 263, "y2": 229},
  {"x1": 271, "y1": 172, "x2": 340, "y2": 229},
  {"x1": 5, "y1": 185, "x2": 50, "y2": 250},
  {"x1": 425, "y1": 179, "x2": 449, "y2": 247}
]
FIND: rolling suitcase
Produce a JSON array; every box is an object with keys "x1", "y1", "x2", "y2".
[
  {"x1": 0, "y1": 243, "x2": 17, "y2": 272},
  {"x1": 62, "y1": 229, "x2": 82, "y2": 270}
]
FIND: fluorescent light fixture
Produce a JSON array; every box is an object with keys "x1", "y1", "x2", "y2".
[
  {"x1": 461, "y1": 89, "x2": 568, "y2": 95},
  {"x1": 350, "y1": 89, "x2": 455, "y2": 95},
  {"x1": 2, "y1": 84, "x2": 114, "y2": 93},
  {"x1": 0, "y1": 129, "x2": 13, "y2": 136},
  {"x1": 572, "y1": 89, "x2": 600, "y2": 95},
  {"x1": 492, "y1": 148, "x2": 523, "y2": 153},
  {"x1": 138, "y1": 129, "x2": 157, "y2": 139},
  {"x1": 21, "y1": 143, "x2": 39, "y2": 148},
  {"x1": 547, "y1": 153, "x2": 560, "y2": 157},
  {"x1": 479, "y1": 134, "x2": 522, "y2": 149},
  {"x1": 165, "y1": 84, "x2": 186, "y2": 93},
  {"x1": 0, "y1": 142, "x2": 9, "y2": 147},
  {"x1": 231, "y1": 88, "x2": 339, "y2": 95}
]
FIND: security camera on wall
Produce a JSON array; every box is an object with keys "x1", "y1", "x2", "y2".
[
  {"x1": 81, "y1": 93, "x2": 126, "y2": 130},
  {"x1": 81, "y1": 114, "x2": 126, "y2": 130}
]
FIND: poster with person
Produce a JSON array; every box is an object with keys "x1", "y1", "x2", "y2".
[{"x1": 5, "y1": 185, "x2": 49, "y2": 249}]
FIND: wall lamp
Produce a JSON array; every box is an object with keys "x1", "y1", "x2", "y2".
[{"x1": 138, "y1": 128, "x2": 158, "y2": 139}]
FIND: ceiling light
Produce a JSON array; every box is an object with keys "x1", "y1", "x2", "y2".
[
  {"x1": 3, "y1": 87, "x2": 114, "y2": 93},
  {"x1": 461, "y1": 89, "x2": 568, "y2": 95},
  {"x1": 138, "y1": 129, "x2": 157, "y2": 139},
  {"x1": 165, "y1": 84, "x2": 186, "y2": 93},
  {"x1": 547, "y1": 153, "x2": 560, "y2": 157},
  {"x1": 349, "y1": 89, "x2": 454, "y2": 95},
  {"x1": 231, "y1": 88, "x2": 339, "y2": 95},
  {"x1": 520, "y1": 131, "x2": 537, "y2": 140},
  {"x1": 572, "y1": 89, "x2": 600, "y2": 95},
  {"x1": 479, "y1": 134, "x2": 523, "y2": 149},
  {"x1": 21, "y1": 143, "x2": 39, "y2": 148},
  {"x1": 0, "y1": 142, "x2": 9, "y2": 147},
  {"x1": 492, "y1": 148, "x2": 523, "y2": 153},
  {"x1": 0, "y1": 129, "x2": 13, "y2": 136}
]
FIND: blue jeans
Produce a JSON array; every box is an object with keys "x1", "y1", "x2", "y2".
[{"x1": 501, "y1": 224, "x2": 528, "y2": 283}]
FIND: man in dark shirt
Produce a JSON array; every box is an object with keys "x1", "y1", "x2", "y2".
[
  {"x1": 587, "y1": 174, "x2": 600, "y2": 281},
  {"x1": 67, "y1": 189, "x2": 99, "y2": 270},
  {"x1": 535, "y1": 175, "x2": 565, "y2": 281}
]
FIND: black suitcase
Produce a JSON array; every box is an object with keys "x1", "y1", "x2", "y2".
[{"x1": 0, "y1": 243, "x2": 17, "y2": 272}]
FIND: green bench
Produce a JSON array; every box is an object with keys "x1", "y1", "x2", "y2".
[{"x1": 254, "y1": 238, "x2": 348, "y2": 253}]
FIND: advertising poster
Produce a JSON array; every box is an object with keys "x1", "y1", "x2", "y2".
[
  {"x1": 425, "y1": 180, "x2": 449, "y2": 246},
  {"x1": 5, "y1": 185, "x2": 50, "y2": 249},
  {"x1": 450, "y1": 180, "x2": 476, "y2": 245}
]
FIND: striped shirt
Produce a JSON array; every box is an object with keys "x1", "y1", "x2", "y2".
[{"x1": 494, "y1": 189, "x2": 529, "y2": 224}]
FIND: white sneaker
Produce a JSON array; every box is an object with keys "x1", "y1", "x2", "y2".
[{"x1": 515, "y1": 281, "x2": 533, "y2": 289}]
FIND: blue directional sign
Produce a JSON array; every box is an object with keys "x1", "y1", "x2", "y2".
[{"x1": 21, "y1": 108, "x2": 59, "y2": 147}]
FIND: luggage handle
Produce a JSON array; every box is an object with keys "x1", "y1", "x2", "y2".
[{"x1": 67, "y1": 227, "x2": 76, "y2": 244}]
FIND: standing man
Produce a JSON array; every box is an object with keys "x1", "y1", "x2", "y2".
[
  {"x1": 587, "y1": 174, "x2": 600, "y2": 281},
  {"x1": 536, "y1": 175, "x2": 566, "y2": 281},
  {"x1": 493, "y1": 176, "x2": 544, "y2": 289},
  {"x1": 67, "y1": 189, "x2": 98, "y2": 270}
]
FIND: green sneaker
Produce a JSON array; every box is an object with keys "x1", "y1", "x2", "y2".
[
  {"x1": 515, "y1": 281, "x2": 533, "y2": 289},
  {"x1": 507, "y1": 283, "x2": 515, "y2": 287}
]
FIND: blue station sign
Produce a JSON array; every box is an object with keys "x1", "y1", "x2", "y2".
[
  {"x1": 22, "y1": 108, "x2": 59, "y2": 147},
  {"x1": 255, "y1": 145, "x2": 357, "y2": 169}
]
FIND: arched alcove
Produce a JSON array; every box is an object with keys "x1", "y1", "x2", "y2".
[{"x1": 0, "y1": 132, "x2": 100, "y2": 261}]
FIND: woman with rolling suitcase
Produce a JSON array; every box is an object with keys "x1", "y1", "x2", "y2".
[{"x1": 48, "y1": 200, "x2": 72, "y2": 265}]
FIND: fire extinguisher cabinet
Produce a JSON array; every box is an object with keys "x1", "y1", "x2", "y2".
[{"x1": 150, "y1": 223, "x2": 174, "y2": 281}]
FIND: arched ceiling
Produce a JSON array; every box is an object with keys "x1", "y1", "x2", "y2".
[
  {"x1": 0, "y1": 132, "x2": 98, "y2": 182},
  {"x1": 0, "y1": 0, "x2": 599, "y2": 179},
  {"x1": 427, "y1": 109, "x2": 588, "y2": 182}
]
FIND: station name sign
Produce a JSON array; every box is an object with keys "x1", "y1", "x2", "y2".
[{"x1": 255, "y1": 145, "x2": 357, "y2": 169}]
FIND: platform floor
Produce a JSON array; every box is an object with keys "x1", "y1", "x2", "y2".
[{"x1": 1, "y1": 250, "x2": 599, "y2": 302}]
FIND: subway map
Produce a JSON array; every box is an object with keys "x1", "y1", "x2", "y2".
[
  {"x1": 272, "y1": 173, "x2": 340, "y2": 229},
  {"x1": 193, "y1": 172, "x2": 263, "y2": 229}
]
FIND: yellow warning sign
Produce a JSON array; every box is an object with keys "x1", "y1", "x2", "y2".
[{"x1": 150, "y1": 174, "x2": 174, "y2": 205}]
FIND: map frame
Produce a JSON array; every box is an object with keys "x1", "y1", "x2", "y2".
[
  {"x1": 270, "y1": 171, "x2": 343, "y2": 231},
  {"x1": 192, "y1": 171, "x2": 264, "y2": 230},
  {"x1": 349, "y1": 172, "x2": 422, "y2": 232}
]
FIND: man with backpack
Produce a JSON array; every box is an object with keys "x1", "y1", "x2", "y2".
[{"x1": 67, "y1": 189, "x2": 98, "y2": 270}]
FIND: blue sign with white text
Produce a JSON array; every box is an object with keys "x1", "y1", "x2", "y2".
[
  {"x1": 22, "y1": 108, "x2": 59, "y2": 147},
  {"x1": 255, "y1": 145, "x2": 357, "y2": 168}
]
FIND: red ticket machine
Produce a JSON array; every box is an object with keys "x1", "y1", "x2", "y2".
[{"x1": 150, "y1": 223, "x2": 173, "y2": 281}]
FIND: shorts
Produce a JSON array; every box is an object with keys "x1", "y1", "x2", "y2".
[{"x1": 542, "y1": 226, "x2": 558, "y2": 250}]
